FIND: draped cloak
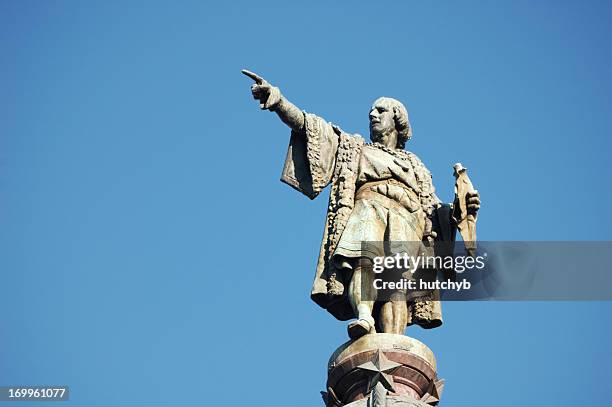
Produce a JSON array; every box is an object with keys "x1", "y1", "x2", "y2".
[{"x1": 280, "y1": 112, "x2": 455, "y2": 328}]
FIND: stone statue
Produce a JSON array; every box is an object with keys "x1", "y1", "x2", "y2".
[{"x1": 242, "y1": 70, "x2": 480, "y2": 340}]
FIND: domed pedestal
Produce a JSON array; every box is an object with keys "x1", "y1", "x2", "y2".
[{"x1": 323, "y1": 334, "x2": 444, "y2": 407}]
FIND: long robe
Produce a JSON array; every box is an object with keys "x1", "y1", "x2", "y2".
[{"x1": 281, "y1": 112, "x2": 453, "y2": 328}]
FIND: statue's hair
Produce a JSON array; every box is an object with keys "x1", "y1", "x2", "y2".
[{"x1": 372, "y1": 97, "x2": 412, "y2": 149}]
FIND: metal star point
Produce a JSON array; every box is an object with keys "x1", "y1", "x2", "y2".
[{"x1": 356, "y1": 349, "x2": 402, "y2": 393}]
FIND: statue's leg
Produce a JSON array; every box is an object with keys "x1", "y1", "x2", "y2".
[
  {"x1": 347, "y1": 259, "x2": 377, "y2": 339},
  {"x1": 379, "y1": 297, "x2": 408, "y2": 335}
]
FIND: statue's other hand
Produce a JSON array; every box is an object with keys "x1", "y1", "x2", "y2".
[
  {"x1": 242, "y1": 69, "x2": 282, "y2": 110},
  {"x1": 466, "y1": 190, "x2": 480, "y2": 216}
]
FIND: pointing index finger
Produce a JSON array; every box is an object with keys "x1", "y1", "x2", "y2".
[{"x1": 241, "y1": 69, "x2": 264, "y2": 84}]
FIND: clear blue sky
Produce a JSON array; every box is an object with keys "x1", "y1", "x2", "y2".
[{"x1": 1, "y1": 1, "x2": 611, "y2": 406}]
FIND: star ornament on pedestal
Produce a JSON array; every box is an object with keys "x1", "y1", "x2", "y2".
[{"x1": 356, "y1": 349, "x2": 402, "y2": 393}]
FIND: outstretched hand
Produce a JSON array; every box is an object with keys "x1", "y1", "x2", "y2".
[{"x1": 242, "y1": 69, "x2": 282, "y2": 110}]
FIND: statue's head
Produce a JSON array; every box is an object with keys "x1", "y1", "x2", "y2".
[{"x1": 369, "y1": 97, "x2": 412, "y2": 150}]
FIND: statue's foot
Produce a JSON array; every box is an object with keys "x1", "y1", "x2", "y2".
[{"x1": 348, "y1": 317, "x2": 375, "y2": 339}]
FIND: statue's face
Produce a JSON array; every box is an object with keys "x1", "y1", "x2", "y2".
[{"x1": 369, "y1": 102, "x2": 397, "y2": 147}]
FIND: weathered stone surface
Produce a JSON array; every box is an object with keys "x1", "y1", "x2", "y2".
[
  {"x1": 243, "y1": 69, "x2": 481, "y2": 339},
  {"x1": 329, "y1": 334, "x2": 436, "y2": 371},
  {"x1": 452, "y1": 163, "x2": 479, "y2": 257},
  {"x1": 324, "y1": 334, "x2": 442, "y2": 406},
  {"x1": 243, "y1": 70, "x2": 481, "y2": 405}
]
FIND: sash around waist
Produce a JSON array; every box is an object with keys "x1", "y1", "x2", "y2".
[{"x1": 355, "y1": 179, "x2": 421, "y2": 213}]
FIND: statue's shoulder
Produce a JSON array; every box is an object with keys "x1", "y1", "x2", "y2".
[
  {"x1": 403, "y1": 150, "x2": 433, "y2": 183},
  {"x1": 330, "y1": 123, "x2": 365, "y2": 144},
  {"x1": 402, "y1": 149, "x2": 423, "y2": 163},
  {"x1": 330, "y1": 125, "x2": 365, "y2": 157}
]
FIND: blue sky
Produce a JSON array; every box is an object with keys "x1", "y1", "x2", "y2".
[{"x1": 1, "y1": 1, "x2": 611, "y2": 406}]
